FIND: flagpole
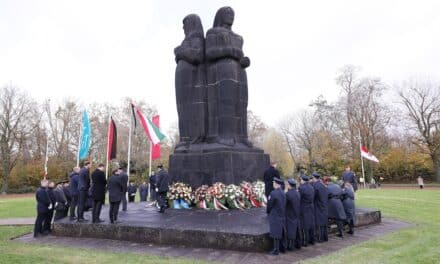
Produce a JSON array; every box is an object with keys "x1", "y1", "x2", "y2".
[
  {"x1": 127, "y1": 108, "x2": 133, "y2": 179},
  {"x1": 105, "y1": 114, "x2": 111, "y2": 179},
  {"x1": 77, "y1": 115, "x2": 83, "y2": 168},
  {"x1": 44, "y1": 135, "x2": 49, "y2": 180},
  {"x1": 148, "y1": 140, "x2": 153, "y2": 179},
  {"x1": 358, "y1": 128, "x2": 366, "y2": 189}
]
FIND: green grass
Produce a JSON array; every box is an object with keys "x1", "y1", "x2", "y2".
[
  {"x1": 303, "y1": 188, "x2": 440, "y2": 264},
  {"x1": 0, "y1": 197, "x2": 35, "y2": 218}
]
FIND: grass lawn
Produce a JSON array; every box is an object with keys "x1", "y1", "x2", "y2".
[{"x1": 0, "y1": 188, "x2": 439, "y2": 263}]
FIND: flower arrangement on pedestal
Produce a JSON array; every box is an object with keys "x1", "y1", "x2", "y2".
[{"x1": 167, "y1": 182, "x2": 193, "y2": 209}]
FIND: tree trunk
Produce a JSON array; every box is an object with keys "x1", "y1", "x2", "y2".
[
  {"x1": 1, "y1": 159, "x2": 10, "y2": 194},
  {"x1": 435, "y1": 159, "x2": 440, "y2": 183}
]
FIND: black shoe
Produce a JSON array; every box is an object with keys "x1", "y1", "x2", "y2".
[
  {"x1": 337, "y1": 233, "x2": 344, "y2": 238},
  {"x1": 348, "y1": 230, "x2": 354, "y2": 235},
  {"x1": 268, "y1": 249, "x2": 279, "y2": 255},
  {"x1": 114, "y1": 220, "x2": 122, "y2": 224},
  {"x1": 97, "y1": 219, "x2": 105, "y2": 223},
  {"x1": 77, "y1": 218, "x2": 88, "y2": 223}
]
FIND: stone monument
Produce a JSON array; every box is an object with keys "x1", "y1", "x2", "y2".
[{"x1": 169, "y1": 7, "x2": 270, "y2": 187}]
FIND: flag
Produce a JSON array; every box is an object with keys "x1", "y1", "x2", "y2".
[
  {"x1": 130, "y1": 103, "x2": 137, "y2": 134},
  {"x1": 79, "y1": 110, "x2": 91, "y2": 160},
  {"x1": 107, "y1": 117, "x2": 117, "y2": 161},
  {"x1": 360, "y1": 145, "x2": 379, "y2": 163},
  {"x1": 151, "y1": 115, "x2": 161, "y2": 160},
  {"x1": 133, "y1": 104, "x2": 165, "y2": 145}
]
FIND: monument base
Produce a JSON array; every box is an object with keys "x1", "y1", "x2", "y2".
[
  {"x1": 53, "y1": 203, "x2": 381, "y2": 252},
  {"x1": 169, "y1": 145, "x2": 270, "y2": 187}
]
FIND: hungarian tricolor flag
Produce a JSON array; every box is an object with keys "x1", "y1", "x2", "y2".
[
  {"x1": 132, "y1": 103, "x2": 165, "y2": 145},
  {"x1": 107, "y1": 117, "x2": 117, "y2": 161},
  {"x1": 151, "y1": 115, "x2": 161, "y2": 160},
  {"x1": 360, "y1": 145, "x2": 379, "y2": 163}
]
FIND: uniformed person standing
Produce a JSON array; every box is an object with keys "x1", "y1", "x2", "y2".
[
  {"x1": 324, "y1": 177, "x2": 347, "y2": 237},
  {"x1": 263, "y1": 162, "x2": 280, "y2": 198},
  {"x1": 107, "y1": 169, "x2": 123, "y2": 224},
  {"x1": 128, "y1": 182, "x2": 137, "y2": 203},
  {"x1": 267, "y1": 177, "x2": 286, "y2": 255},
  {"x1": 54, "y1": 182, "x2": 68, "y2": 221},
  {"x1": 139, "y1": 181, "x2": 149, "y2": 202},
  {"x1": 342, "y1": 166, "x2": 358, "y2": 192},
  {"x1": 155, "y1": 164, "x2": 170, "y2": 213},
  {"x1": 69, "y1": 167, "x2": 80, "y2": 221},
  {"x1": 43, "y1": 181, "x2": 56, "y2": 233},
  {"x1": 34, "y1": 179, "x2": 51, "y2": 237},
  {"x1": 311, "y1": 172, "x2": 329, "y2": 243},
  {"x1": 342, "y1": 182, "x2": 355, "y2": 235},
  {"x1": 285, "y1": 178, "x2": 301, "y2": 251},
  {"x1": 299, "y1": 175, "x2": 315, "y2": 246}
]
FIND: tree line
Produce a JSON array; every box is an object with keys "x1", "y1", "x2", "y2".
[{"x1": 1, "y1": 65, "x2": 439, "y2": 193}]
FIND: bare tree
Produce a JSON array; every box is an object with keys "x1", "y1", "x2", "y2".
[
  {"x1": 399, "y1": 79, "x2": 440, "y2": 182},
  {"x1": 0, "y1": 85, "x2": 38, "y2": 193},
  {"x1": 247, "y1": 110, "x2": 267, "y2": 148}
]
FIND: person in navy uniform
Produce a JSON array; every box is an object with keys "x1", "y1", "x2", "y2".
[
  {"x1": 299, "y1": 175, "x2": 315, "y2": 246},
  {"x1": 62, "y1": 181, "x2": 71, "y2": 217},
  {"x1": 139, "y1": 181, "x2": 149, "y2": 202},
  {"x1": 342, "y1": 182, "x2": 356, "y2": 235},
  {"x1": 155, "y1": 164, "x2": 170, "y2": 213},
  {"x1": 285, "y1": 178, "x2": 301, "y2": 251},
  {"x1": 267, "y1": 177, "x2": 286, "y2": 255},
  {"x1": 69, "y1": 167, "x2": 80, "y2": 221},
  {"x1": 128, "y1": 182, "x2": 137, "y2": 203},
  {"x1": 311, "y1": 172, "x2": 329, "y2": 243},
  {"x1": 264, "y1": 162, "x2": 280, "y2": 198},
  {"x1": 91, "y1": 164, "x2": 107, "y2": 223},
  {"x1": 54, "y1": 182, "x2": 68, "y2": 221},
  {"x1": 43, "y1": 181, "x2": 56, "y2": 234},
  {"x1": 77, "y1": 161, "x2": 91, "y2": 222},
  {"x1": 324, "y1": 177, "x2": 347, "y2": 237},
  {"x1": 34, "y1": 179, "x2": 51, "y2": 237},
  {"x1": 149, "y1": 172, "x2": 157, "y2": 204},
  {"x1": 119, "y1": 167, "x2": 129, "y2": 211},
  {"x1": 342, "y1": 166, "x2": 358, "y2": 192},
  {"x1": 107, "y1": 169, "x2": 123, "y2": 224}
]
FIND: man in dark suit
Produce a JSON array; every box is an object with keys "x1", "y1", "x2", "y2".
[
  {"x1": 299, "y1": 175, "x2": 315, "y2": 246},
  {"x1": 91, "y1": 164, "x2": 107, "y2": 223},
  {"x1": 127, "y1": 182, "x2": 137, "y2": 203},
  {"x1": 54, "y1": 182, "x2": 68, "y2": 221},
  {"x1": 119, "y1": 168, "x2": 128, "y2": 211},
  {"x1": 139, "y1": 181, "x2": 149, "y2": 202},
  {"x1": 149, "y1": 172, "x2": 157, "y2": 204},
  {"x1": 34, "y1": 179, "x2": 51, "y2": 237},
  {"x1": 267, "y1": 177, "x2": 286, "y2": 255},
  {"x1": 43, "y1": 181, "x2": 56, "y2": 234},
  {"x1": 77, "y1": 161, "x2": 91, "y2": 222},
  {"x1": 311, "y1": 172, "x2": 329, "y2": 243},
  {"x1": 69, "y1": 167, "x2": 80, "y2": 221},
  {"x1": 342, "y1": 166, "x2": 358, "y2": 192},
  {"x1": 264, "y1": 162, "x2": 280, "y2": 198},
  {"x1": 107, "y1": 169, "x2": 123, "y2": 224},
  {"x1": 155, "y1": 164, "x2": 170, "y2": 213},
  {"x1": 285, "y1": 178, "x2": 301, "y2": 251}
]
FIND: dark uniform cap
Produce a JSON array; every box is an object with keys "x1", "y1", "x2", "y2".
[
  {"x1": 312, "y1": 172, "x2": 321, "y2": 178},
  {"x1": 287, "y1": 178, "x2": 297, "y2": 187},
  {"x1": 301, "y1": 175, "x2": 310, "y2": 181},
  {"x1": 273, "y1": 177, "x2": 284, "y2": 184}
]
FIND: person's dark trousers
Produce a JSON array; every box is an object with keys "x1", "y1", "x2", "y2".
[
  {"x1": 43, "y1": 209, "x2": 54, "y2": 233},
  {"x1": 157, "y1": 191, "x2": 167, "y2": 212},
  {"x1": 150, "y1": 189, "x2": 156, "y2": 202},
  {"x1": 347, "y1": 220, "x2": 354, "y2": 234},
  {"x1": 54, "y1": 209, "x2": 65, "y2": 221},
  {"x1": 69, "y1": 195, "x2": 78, "y2": 220},
  {"x1": 34, "y1": 212, "x2": 48, "y2": 237},
  {"x1": 269, "y1": 238, "x2": 280, "y2": 255},
  {"x1": 109, "y1": 201, "x2": 120, "y2": 223},
  {"x1": 77, "y1": 190, "x2": 87, "y2": 220},
  {"x1": 295, "y1": 228, "x2": 302, "y2": 249},
  {"x1": 128, "y1": 196, "x2": 135, "y2": 203},
  {"x1": 321, "y1": 225, "x2": 328, "y2": 241},
  {"x1": 92, "y1": 200, "x2": 104, "y2": 222},
  {"x1": 122, "y1": 194, "x2": 127, "y2": 211},
  {"x1": 302, "y1": 228, "x2": 314, "y2": 246},
  {"x1": 336, "y1": 220, "x2": 344, "y2": 237},
  {"x1": 63, "y1": 206, "x2": 69, "y2": 218}
]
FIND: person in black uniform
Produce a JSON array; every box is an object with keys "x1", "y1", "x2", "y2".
[
  {"x1": 342, "y1": 166, "x2": 358, "y2": 192},
  {"x1": 139, "y1": 181, "x2": 149, "y2": 202},
  {"x1": 299, "y1": 175, "x2": 315, "y2": 246},
  {"x1": 267, "y1": 177, "x2": 286, "y2": 255},
  {"x1": 34, "y1": 179, "x2": 51, "y2": 237},
  {"x1": 119, "y1": 168, "x2": 128, "y2": 211},
  {"x1": 324, "y1": 177, "x2": 347, "y2": 237},
  {"x1": 342, "y1": 182, "x2": 356, "y2": 235},
  {"x1": 264, "y1": 162, "x2": 280, "y2": 198},
  {"x1": 107, "y1": 169, "x2": 123, "y2": 224},
  {"x1": 149, "y1": 172, "x2": 157, "y2": 205},
  {"x1": 311, "y1": 172, "x2": 329, "y2": 243},
  {"x1": 91, "y1": 163, "x2": 107, "y2": 223},
  {"x1": 155, "y1": 164, "x2": 170, "y2": 213},
  {"x1": 62, "y1": 182, "x2": 71, "y2": 217},
  {"x1": 285, "y1": 178, "x2": 301, "y2": 251},
  {"x1": 128, "y1": 182, "x2": 137, "y2": 203},
  {"x1": 77, "y1": 162, "x2": 91, "y2": 222},
  {"x1": 43, "y1": 181, "x2": 56, "y2": 234},
  {"x1": 69, "y1": 167, "x2": 80, "y2": 221},
  {"x1": 54, "y1": 182, "x2": 68, "y2": 221}
]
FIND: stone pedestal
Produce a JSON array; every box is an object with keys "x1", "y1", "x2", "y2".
[{"x1": 169, "y1": 144, "x2": 270, "y2": 187}]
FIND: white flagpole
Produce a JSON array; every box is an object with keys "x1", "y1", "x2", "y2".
[
  {"x1": 148, "y1": 140, "x2": 153, "y2": 178},
  {"x1": 44, "y1": 136, "x2": 49, "y2": 180},
  {"x1": 77, "y1": 115, "x2": 83, "y2": 168},
  {"x1": 358, "y1": 129, "x2": 366, "y2": 189},
  {"x1": 105, "y1": 114, "x2": 111, "y2": 179},
  {"x1": 127, "y1": 109, "x2": 133, "y2": 179}
]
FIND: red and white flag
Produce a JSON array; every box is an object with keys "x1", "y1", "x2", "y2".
[
  {"x1": 151, "y1": 115, "x2": 161, "y2": 160},
  {"x1": 360, "y1": 145, "x2": 379, "y2": 163}
]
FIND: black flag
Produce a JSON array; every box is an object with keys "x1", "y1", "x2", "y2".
[{"x1": 107, "y1": 117, "x2": 117, "y2": 160}]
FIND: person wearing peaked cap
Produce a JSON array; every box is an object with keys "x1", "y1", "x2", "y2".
[
  {"x1": 285, "y1": 178, "x2": 301, "y2": 251},
  {"x1": 264, "y1": 162, "x2": 280, "y2": 198},
  {"x1": 311, "y1": 172, "x2": 329, "y2": 243},
  {"x1": 267, "y1": 176, "x2": 286, "y2": 255},
  {"x1": 299, "y1": 174, "x2": 315, "y2": 246}
]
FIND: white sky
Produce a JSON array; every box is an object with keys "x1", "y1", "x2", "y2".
[{"x1": 1, "y1": 0, "x2": 440, "y2": 131}]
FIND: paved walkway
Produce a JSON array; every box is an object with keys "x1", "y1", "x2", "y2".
[
  {"x1": 14, "y1": 218, "x2": 410, "y2": 264},
  {"x1": 0, "y1": 217, "x2": 34, "y2": 226}
]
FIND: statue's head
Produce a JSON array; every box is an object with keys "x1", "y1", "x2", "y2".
[
  {"x1": 213, "y1": 6, "x2": 234, "y2": 29},
  {"x1": 183, "y1": 14, "x2": 204, "y2": 37}
]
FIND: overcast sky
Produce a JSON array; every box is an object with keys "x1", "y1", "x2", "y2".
[{"x1": 1, "y1": 0, "x2": 440, "y2": 131}]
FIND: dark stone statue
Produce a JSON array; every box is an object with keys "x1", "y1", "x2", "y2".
[{"x1": 169, "y1": 7, "x2": 269, "y2": 187}]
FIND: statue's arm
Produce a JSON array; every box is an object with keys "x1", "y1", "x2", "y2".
[
  {"x1": 175, "y1": 38, "x2": 204, "y2": 64},
  {"x1": 205, "y1": 32, "x2": 243, "y2": 62}
]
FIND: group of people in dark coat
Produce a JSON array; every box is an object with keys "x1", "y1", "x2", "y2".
[{"x1": 266, "y1": 166, "x2": 357, "y2": 255}]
